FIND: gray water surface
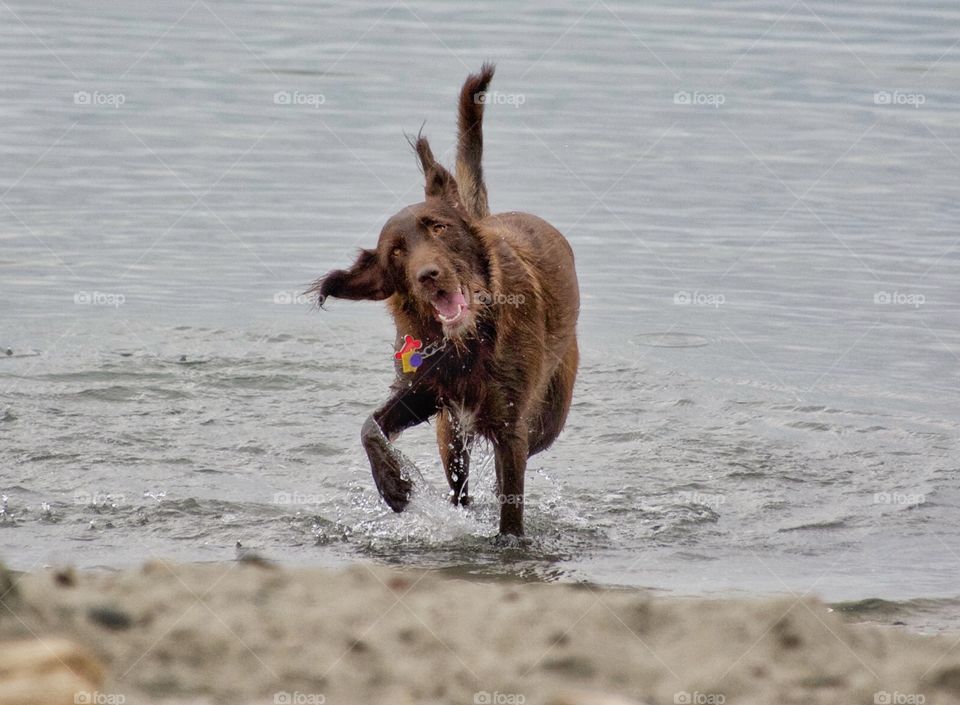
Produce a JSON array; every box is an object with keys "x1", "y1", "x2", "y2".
[{"x1": 2, "y1": 1, "x2": 959, "y2": 628}]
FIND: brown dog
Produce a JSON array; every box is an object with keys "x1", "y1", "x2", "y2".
[{"x1": 310, "y1": 64, "x2": 579, "y2": 540}]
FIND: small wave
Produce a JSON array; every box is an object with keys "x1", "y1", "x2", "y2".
[
  {"x1": 74, "y1": 385, "x2": 191, "y2": 402},
  {"x1": 786, "y1": 421, "x2": 832, "y2": 432},
  {"x1": 832, "y1": 596, "x2": 960, "y2": 632},
  {"x1": 290, "y1": 442, "x2": 341, "y2": 457},
  {"x1": 630, "y1": 332, "x2": 710, "y2": 348},
  {"x1": 778, "y1": 519, "x2": 850, "y2": 532}
]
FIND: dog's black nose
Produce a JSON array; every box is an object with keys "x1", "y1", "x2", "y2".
[{"x1": 417, "y1": 265, "x2": 441, "y2": 285}]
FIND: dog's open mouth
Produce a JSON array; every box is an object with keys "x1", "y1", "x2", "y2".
[{"x1": 432, "y1": 287, "x2": 469, "y2": 327}]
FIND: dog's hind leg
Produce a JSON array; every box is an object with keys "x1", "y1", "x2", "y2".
[
  {"x1": 493, "y1": 422, "x2": 529, "y2": 538},
  {"x1": 362, "y1": 387, "x2": 437, "y2": 512},
  {"x1": 528, "y1": 339, "x2": 579, "y2": 456},
  {"x1": 436, "y1": 409, "x2": 475, "y2": 506}
]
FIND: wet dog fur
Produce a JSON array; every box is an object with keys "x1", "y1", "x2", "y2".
[{"x1": 309, "y1": 64, "x2": 579, "y2": 539}]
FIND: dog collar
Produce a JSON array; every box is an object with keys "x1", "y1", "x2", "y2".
[{"x1": 394, "y1": 335, "x2": 447, "y2": 373}]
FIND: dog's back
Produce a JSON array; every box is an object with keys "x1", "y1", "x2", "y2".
[
  {"x1": 455, "y1": 68, "x2": 579, "y2": 456},
  {"x1": 456, "y1": 63, "x2": 579, "y2": 318}
]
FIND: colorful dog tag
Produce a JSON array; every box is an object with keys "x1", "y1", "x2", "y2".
[{"x1": 394, "y1": 335, "x2": 423, "y2": 373}]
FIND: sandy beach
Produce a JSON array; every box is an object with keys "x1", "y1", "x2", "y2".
[{"x1": 2, "y1": 560, "x2": 959, "y2": 705}]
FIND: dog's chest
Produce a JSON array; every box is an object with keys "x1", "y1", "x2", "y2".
[{"x1": 446, "y1": 401, "x2": 478, "y2": 435}]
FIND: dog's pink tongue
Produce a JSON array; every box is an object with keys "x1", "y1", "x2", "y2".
[{"x1": 434, "y1": 290, "x2": 467, "y2": 318}]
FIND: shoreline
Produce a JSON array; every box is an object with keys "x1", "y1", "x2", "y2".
[
  {"x1": 6, "y1": 550, "x2": 958, "y2": 634},
  {"x1": 3, "y1": 560, "x2": 960, "y2": 705}
]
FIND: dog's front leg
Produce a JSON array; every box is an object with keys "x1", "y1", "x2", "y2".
[
  {"x1": 361, "y1": 387, "x2": 437, "y2": 512},
  {"x1": 437, "y1": 409, "x2": 475, "y2": 506},
  {"x1": 493, "y1": 422, "x2": 529, "y2": 539}
]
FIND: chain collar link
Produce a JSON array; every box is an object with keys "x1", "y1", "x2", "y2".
[{"x1": 417, "y1": 337, "x2": 448, "y2": 360}]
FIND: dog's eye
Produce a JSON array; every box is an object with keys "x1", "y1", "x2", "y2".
[
  {"x1": 392, "y1": 246, "x2": 404, "y2": 258},
  {"x1": 430, "y1": 223, "x2": 447, "y2": 236}
]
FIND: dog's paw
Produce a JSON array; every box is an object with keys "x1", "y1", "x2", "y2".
[
  {"x1": 378, "y1": 473, "x2": 412, "y2": 512},
  {"x1": 363, "y1": 415, "x2": 416, "y2": 512},
  {"x1": 492, "y1": 533, "x2": 531, "y2": 549},
  {"x1": 448, "y1": 491, "x2": 471, "y2": 507}
]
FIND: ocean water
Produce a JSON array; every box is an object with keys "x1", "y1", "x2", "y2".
[{"x1": 2, "y1": 1, "x2": 959, "y2": 629}]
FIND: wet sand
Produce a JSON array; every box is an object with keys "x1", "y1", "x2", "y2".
[{"x1": 2, "y1": 560, "x2": 960, "y2": 705}]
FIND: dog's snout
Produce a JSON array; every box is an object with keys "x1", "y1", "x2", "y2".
[{"x1": 416, "y1": 265, "x2": 441, "y2": 285}]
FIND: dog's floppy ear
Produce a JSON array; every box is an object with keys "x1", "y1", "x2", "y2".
[
  {"x1": 412, "y1": 135, "x2": 462, "y2": 210},
  {"x1": 307, "y1": 248, "x2": 393, "y2": 306}
]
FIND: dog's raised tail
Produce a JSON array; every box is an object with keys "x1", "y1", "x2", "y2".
[{"x1": 456, "y1": 62, "x2": 495, "y2": 220}]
